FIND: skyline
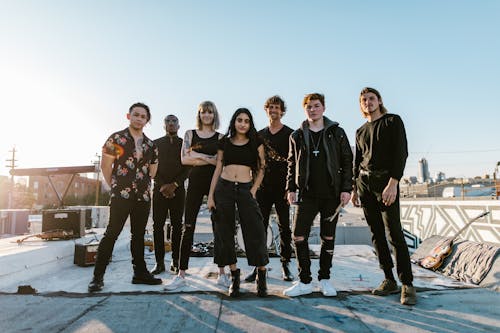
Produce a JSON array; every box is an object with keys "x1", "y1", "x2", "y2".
[{"x1": 1, "y1": 1, "x2": 499, "y2": 180}]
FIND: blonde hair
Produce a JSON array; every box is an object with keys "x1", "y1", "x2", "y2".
[{"x1": 196, "y1": 101, "x2": 220, "y2": 130}]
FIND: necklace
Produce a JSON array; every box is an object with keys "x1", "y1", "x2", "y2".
[{"x1": 310, "y1": 131, "x2": 322, "y2": 157}]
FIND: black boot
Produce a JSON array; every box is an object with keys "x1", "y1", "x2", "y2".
[
  {"x1": 256, "y1": 269, "x2": 267, "y2": 297},
  {"x1": 132, "y1": 271, "x2": 162, "y2": 285},
  {"x1": 244, "y1": 267, "x2": 257, "y2": 282},
  {"x1": 88, "y1": 275, "x2": 104, "y2": 292},
  {"x1": 150, "y1": 263, "x2": 166, "y2": 275},
  {"x1": 282, "y1": 262, "x2": 294, "y2": 282},
  {"x1": 229, "y1": 269, "x2": 240, "y2": 297},
  {"x1": 169, "y1": 263, "x2": 179, "y2": 275}
]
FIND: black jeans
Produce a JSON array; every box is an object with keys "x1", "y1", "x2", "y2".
[
  {"x1": 152, "y1": 188, "x2": 185, "y2": 268},
  {"x1": 94, "y1": 197, "x2": 150, "y2": 276},
  {"x1": 293, "y1": 195, "x2": 339, "y2": 284},
  {"x1": 213, "y1": 178, "x2": 269, "y2": 267},
  {"x1": 257, "y1": 188, "x2": 292, "y2": 262},
  {"x1": 356, "y1": 174, "x2": 413, "y2": 285},
  {"x1": 178, "y1": 179, "x2": 211, "y2": 270}
]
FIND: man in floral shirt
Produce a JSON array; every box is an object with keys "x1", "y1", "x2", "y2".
[{"x1": 88, "y1": 102, "x2": 161, "y2": 292}]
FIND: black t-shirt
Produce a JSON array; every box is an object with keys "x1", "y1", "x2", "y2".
[
  {"x1": 218, "y1": 136, "x2": 262, "y2": 169},
  {"x1": 258, "y1": 125, "x2": 293, "y2": 189},
  {"x1": 306, "y1": 129, "x2": 334, "y2": 198}
]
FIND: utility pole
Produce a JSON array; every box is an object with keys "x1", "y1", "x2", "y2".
[
  {"x1": 494, "y1": 162, "x2": 500, "y2": 200},
  {"x1": 5, "y1": 146, "x2": 18, "y2": 209},
  {"x1": 93, "y1": 154, "x2": 101, "y2": 206}
]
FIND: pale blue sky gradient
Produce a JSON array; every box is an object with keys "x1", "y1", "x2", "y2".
[{"x1": 1, "y1": 0, "x2": 499, "y2": 179}]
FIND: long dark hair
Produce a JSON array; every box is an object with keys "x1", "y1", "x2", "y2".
[
  {"x1": 226, "y1": 108, "x2": 257, "y2": 139},
  {"x1": 224, "y1": 108, "x2": 261, "y2": 172}
]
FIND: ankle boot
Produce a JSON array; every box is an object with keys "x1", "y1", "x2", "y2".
[
  {"x1": 282, "y1": 262, "x2": 294, "y2": 282},
  {"x1": 244, "y1": 267, "x2": 257, "y2": 282},
  {"x1": 229, "y1": 269, "x2": 240, "y2": 297},
  {"x1": 256, "y1": 269, "x2": 267, "y2": 297},
  {"x1": 88, "y1": 275, "x2": 104, "y2": 292}
]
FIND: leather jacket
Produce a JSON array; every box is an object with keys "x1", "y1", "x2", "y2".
[{"x1": 286, "y1": 116, "x2": 353, "y2": 196}]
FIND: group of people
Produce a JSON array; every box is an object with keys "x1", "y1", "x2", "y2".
[{"x1": 87, "y1": 87, "x2": 416, "y2": 306}]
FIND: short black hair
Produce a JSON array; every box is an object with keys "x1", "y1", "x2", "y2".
[{"x1": 129, "y1": 102, "x2": 151, "y2": 121}]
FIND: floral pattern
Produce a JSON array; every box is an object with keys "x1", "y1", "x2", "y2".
[{"x1": 103, "y1": 128, "x2": 158, "y2": 201}]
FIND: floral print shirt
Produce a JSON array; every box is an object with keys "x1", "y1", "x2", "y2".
[{"x1": 102, "y1": 127, "x2": 158, "y2": 201}]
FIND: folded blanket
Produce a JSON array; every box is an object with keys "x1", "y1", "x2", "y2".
[{"x1": 440, "y1": 240, "x2": 499, "y2": 284}]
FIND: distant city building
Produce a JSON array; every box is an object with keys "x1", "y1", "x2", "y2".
[
  {"x1": 435, "y1": 171, "x2": 446, "y2": 183},
  {"x1": 418, "y1": 158, "x2": 430, "y2": 183},
  {"x1": 28, "y1": 174, "x2": 99, "y2": 207}
]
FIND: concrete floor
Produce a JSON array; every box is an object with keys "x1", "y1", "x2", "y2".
[{"x1": 0, "y1": 208, "x2": 499, "y2": 333}]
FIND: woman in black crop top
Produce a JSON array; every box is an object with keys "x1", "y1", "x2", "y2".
[
  {"x1": 207, "y1": 108, "x2": 270, "y2": 297},
  {"x1": 164, "y1": 101, "x2": 227, "y2": 291}
]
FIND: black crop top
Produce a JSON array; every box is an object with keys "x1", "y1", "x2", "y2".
[{"x1": 218, "y1": 136, "x2": 263, "y2": 169}]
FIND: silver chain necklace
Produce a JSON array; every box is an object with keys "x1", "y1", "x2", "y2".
[{"x1": 310, "y1": 131, "x2": 322, "y2": 157}]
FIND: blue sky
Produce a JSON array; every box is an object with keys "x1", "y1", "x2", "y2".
[{"x1": 1, "y1": 0, "x2": 499, "y2": 180}]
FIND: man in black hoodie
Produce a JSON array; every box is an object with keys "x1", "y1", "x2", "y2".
[{"x1": 284, "y1": 93, "x2": 353, "y2": 297}]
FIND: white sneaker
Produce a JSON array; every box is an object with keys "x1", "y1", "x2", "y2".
[
  {"x1": 283, "y1": 281, "x2": 313, "y2": 297},
  {"x1": 163, "y1": 275, "x2": 186, "y2": 291},
  {"x1": 216, "y1": 273, "x2": 231, "y2": 287},
  {"x1": 319, "y1": 279, "x2": 337, "y2": 297}
]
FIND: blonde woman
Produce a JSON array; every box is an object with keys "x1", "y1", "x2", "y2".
[{"x1": 164, "y1": 101, "x2": 226, "y2": 290}]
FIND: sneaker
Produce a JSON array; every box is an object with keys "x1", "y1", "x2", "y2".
[
  {"x1": 132, "y1": 272, "x2": 162, "y2": 285},
  {"x1": 283, "y1": 281, "x2": 313, "y2": 297},
  {"x1": 401, "y1": 285, "x2": 417, "y2": 305},
  {"x1": 372, "y1": 279, "x2": 399, "y2": 296},
  {"x1": 163, "y1": 275, "x2": 186, "y2": 291},
  {"x1": 319, "y1": 279, "x2": 337, "y2": 297},
  {"x1": 217, "y1": 273, "x2": 231, "y2": 287}
]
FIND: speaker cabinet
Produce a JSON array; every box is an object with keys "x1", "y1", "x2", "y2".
[
  {"x1": 42, "y1": 209, "x2": 85, "y2": 238},
  {"x1": 74, "y1": 242, "x2": 99, "y2": 266}
]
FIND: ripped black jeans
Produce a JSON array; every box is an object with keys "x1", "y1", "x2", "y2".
[{"x1": 293, "y1": 195, "x2": 340, "y2": 284}]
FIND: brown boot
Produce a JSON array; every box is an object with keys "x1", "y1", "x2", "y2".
[
  {"x1": 401, "y1": 285, "x2": 417, "y2": 305},
  {"x1": 256, "y1": 269, "x2": 267, "y2": 297},
  {"x1": 372, "y1": 279, "x2": 399, "y2": 296}
]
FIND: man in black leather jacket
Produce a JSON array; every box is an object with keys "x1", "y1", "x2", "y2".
[{"x1": 284, "y1": 93, "x2": 353, "y2": 297}]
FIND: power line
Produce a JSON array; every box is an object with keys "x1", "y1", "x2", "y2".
[{"x1": 410, "y1": 148, "x2": 500, "y2": 154}]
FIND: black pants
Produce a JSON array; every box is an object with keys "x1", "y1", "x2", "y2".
[
  {"x1": 94, "y1": 197, "x2": 150, "y2": 277},
  {"x1": 293, "y1": 195, "x2": 339, "y2": 283},
  {"x1": 152, "y1": 188, "x2": 185, "y2": 268},
  {"x1": 178, "y1": 179, "x2": 211, "y2": 270},
  {"x1": 257, "y1": 188, "x2": 292, "y2": 262},
  {"x1": 356, "y1": 174, "x2": 413, "y2": 285},
  {"x1": 213, "y1": 178, "x2": 269, "y2": 267}
]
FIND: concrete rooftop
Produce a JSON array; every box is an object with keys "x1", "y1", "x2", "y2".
[{"x1": 0, "y1": 208, "x2": 499, "y2": 333}]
